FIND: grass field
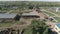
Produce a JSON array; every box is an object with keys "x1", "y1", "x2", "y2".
[
  {"x1": 51, "y1": 11, "x2": 60, "y2": 16},
  {"x1": 54, "y1": 17, "x2": 60, "y2": 22},
  {"x1": 42, "y1": 8, "x2": 60, "y2": 22},
  {"x1": 0, "y1": 21, "x2": 21, "y2": 27},
  {"x1": 44, "y1": 8, "x2": 60, "y2": 16},
  {"x1": 43, "y1": 11, "x2": 55, "y2": 17},
  {"x1": 23, "y1": 27, "x2": 32, "y2": 34}
]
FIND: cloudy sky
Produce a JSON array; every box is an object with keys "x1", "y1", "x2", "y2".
[{"x1": 0, "y1": 0, "x2": 60, "y2": 2}]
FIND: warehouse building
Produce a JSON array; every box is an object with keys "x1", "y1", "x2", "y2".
[
  {"x1": 21, "y1": 11, "x2": 40, "y2": 18},
  {"x1": 0, "y1": 13, "x2": 19, "y2": 22}
]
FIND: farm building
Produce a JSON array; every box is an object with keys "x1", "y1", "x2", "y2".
[
  {"x1": 0, "y1": 13, "x2": 19, "y2": 22},
  {"x1": 21, "y1": 11, "x2": 40, "y2": 18},
  {"x1": 54, "y1": 23, "x2": 60, "y2": 34}
]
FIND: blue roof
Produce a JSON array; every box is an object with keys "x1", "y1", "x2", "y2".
[{"x1": 56, "y1": 23, "x2": 60, "y2": 28}]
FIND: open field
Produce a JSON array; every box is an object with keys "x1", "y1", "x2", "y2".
[
  {"x1": 43, "y1": 8, "x2": 60, "y2": 16},
  {"x1": 54, "y1": 17, "x2": 60, "y2": 22},
  {"x1": 50, "y1": 11, "x2": 60, "y2": 16},
  {"x1": 45, "y1": 8, "x2": 60, "y2": 16},
  {"x1": 42, "y1": 8, "x2": 60, "y2": 22},
  {"x1": 0, "y1": 21, "x2": 21, "y2": 27},
  {"x1": 43, "y1": 11, "x2": 55, "y2": 17},
  {"x1": 23, "y1": 27, "x2": 32, "y2": 34}
]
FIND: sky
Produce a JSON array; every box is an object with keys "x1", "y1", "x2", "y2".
[{"x1": 0, "y1": 0, "x2": 60, "y2": 2}]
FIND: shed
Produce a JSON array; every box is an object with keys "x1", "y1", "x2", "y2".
[
  {"x1": 21, "y1": 11, "x2": 40, "y2": 18},
  {"x1": 0, "y1": 13, "x2": 17, "y2": 22}
]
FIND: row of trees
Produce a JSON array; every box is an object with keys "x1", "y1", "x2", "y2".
[
  {"x1": 0, "y1": 2, "x2": 60, "y2": 10},
  {"x1": 0, "y1": 1, "x2": 60, "y2": 7}
]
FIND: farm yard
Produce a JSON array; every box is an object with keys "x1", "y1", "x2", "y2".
[{"x1": 0, "y1": 1, "x2": 60, "y2": 34}]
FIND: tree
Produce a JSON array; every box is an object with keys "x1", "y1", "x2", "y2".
[
  {"x1": 43, "y1": 28, "x2": 48, "y2": 34},
  {"x1": 0, "y1": 7, "x2": 2, "y2": 10},
  {"x1": 29, "y1": 19, "x2": 48, "y2": 34}
]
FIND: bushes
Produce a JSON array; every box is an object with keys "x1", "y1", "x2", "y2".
[
  {"x1": 24, "y1": 19, "x2": 48, "y2": 34},
  {"x1": 30, "y1": 19, "x2": 48, "y2": 34}
]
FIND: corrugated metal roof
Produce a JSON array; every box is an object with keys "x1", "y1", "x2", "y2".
[
  {"x1": 0, "y1": 14, "x2": 17, "y2": 18},
  {"x1": 22, "y1": 13, "x2": 38, "y2": 16},
  {"x1": 22, "y1": 11, "x2": 39, "y2": 16}
]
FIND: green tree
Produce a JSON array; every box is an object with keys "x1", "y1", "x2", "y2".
[
  {"x1": 43, "y1": 28, "x2": 48, "y2": 34},
  {"x1": 30, "y1": 19, "x2": 48, "y2": 34}
]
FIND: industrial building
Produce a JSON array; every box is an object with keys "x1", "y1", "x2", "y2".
[
  {"x1": 0, "y1": 13, "x2": 18, "y2": 22},
  {"x1": 21, "y1": 11, "x2": 40, "y2": 18}
]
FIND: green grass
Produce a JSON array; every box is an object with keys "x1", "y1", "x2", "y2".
[
  {"x1": 54, "y1": 17, "x2": 60, "y2": 22},
  {"x1": 0, "y1": 21, "x2": 20, "y2": 27},
  {"x1": 23, "y1": 27, "x2": 32, "y2": 34},
  {"x1": 43, "y1": 11, "x2": 55, "y2": 17},
  {"x1": 0, "y1": 21, "x2": 16, "y2": 27},
  {"x1": 51, "y1": 11, "x2": 60, "y2": 15},
  {"x1": 54, "y1": 12, "x2": 60, "y2": 15},
  {"x1": 10, "y1": 10, "x2": 17, "y2": 13},
  {"x1": 45, "y1": 9, "x2": 60, "y2": 16},
  {"x1": 0, "y1": 22, "x2": 13, "y2": 27}
]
